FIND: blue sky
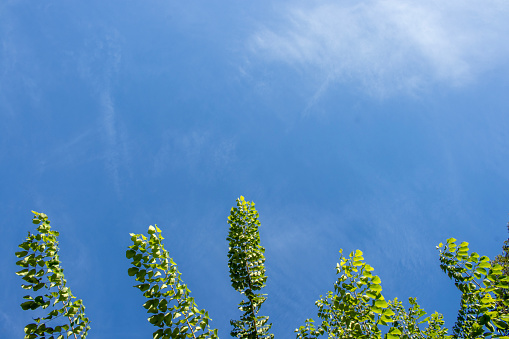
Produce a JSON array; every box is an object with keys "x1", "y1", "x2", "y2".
[{"x1": 1, "y1": 0, "x2": 509, "y2": 337}]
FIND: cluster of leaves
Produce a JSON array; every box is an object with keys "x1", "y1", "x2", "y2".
[
  {"x1": 492, "y1": 223, "x2": 509, "y2": 318},
  {"x1": 15, "y1": 200, "x2": 509, "y2": 339},
  {"x1": 388, "y1": 298, "x2": 448, "y2": 339},
  {"x1": 438, "y1": 238, "x2": 509, "y2": 338},
  {"x1": 15, "y1": 211, "x2": 90, "y2": 339},
  {"x1": 126, "y1": 225, "x2": 219, "y2": 339},
  {"x1": 226, "y1": 196, "x2": 273, "y2": 339},
  {"x1": 295, "y1": 249, "x2": 449, "y2": 339}
]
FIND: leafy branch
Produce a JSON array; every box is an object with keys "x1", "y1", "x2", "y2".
[
  {"x1": 15, "y1": 211, "x2": 90, "y2": 339},
  {"x1": 438, "y1": 238, "x2": 509, "y2": 338},
  {"x1": 127, "y1": 225, "x2": 218, "y2": 339}
]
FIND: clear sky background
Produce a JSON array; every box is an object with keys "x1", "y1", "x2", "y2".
[{"x1": 1, "y1": 1, "x2": 509, "y2": 338}]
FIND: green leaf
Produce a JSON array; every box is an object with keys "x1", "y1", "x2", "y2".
[
  {"x1": 128, "y1": 267, "x2": 139, "y2": 276},
  {"x1": 478, "y1": 261, "x2": 491, "y2": 268},
  {"x1": 15, "y1": 251, "x2": 29, "y2": 258},
  {"x1": 493, "y1": 318, "x2": 508, "y2": 330},
  {"x1": 153, "y1": 329, "x2": 164, "y2": 339},
  {"x1": 476, "y1": 267, "x2": 488, "y2": 276},
  {"x1": 33, "y1": 283, "x2": 45, "y2": 291},
  {"x1": 24, "y1": 323, "x2": 38, "y2": 334},
  {"x1": 366, "y1": 291, "x2": 377, "y2": 299},
  {"x1": 389, "y1": 328, "x2": 402, "y2": 335},
  {"x1": 20, "y1": 301, "x2": 35, "y2": 310},
  {"x1": 383, "y1": 309, "x2": 395, "y2": 317},
  {"x1": 374, "y1": 299, "x2": 388, "y2": 308},
  {"x1": 126, "y1": 249, "x2": 136, "y2": 259}
]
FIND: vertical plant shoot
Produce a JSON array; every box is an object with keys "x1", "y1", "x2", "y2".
[{"x1": 227, "y1": 196, "x2": 273, "y2": 339}]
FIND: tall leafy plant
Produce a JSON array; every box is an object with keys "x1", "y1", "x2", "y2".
[
  {"x1": 15, "y1": 211, "x2": 90, "y2": 339},
  {"x1": 226, "y1": 196, "x2": 273, "y2": 339}
]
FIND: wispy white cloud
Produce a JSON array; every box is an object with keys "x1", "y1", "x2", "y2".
[
  {"x1": 77, "y1": 30, "x2": 128, "y2": 194},
  {"x1": 249, "y1": 0, "x2": 509, "y2": 97}
]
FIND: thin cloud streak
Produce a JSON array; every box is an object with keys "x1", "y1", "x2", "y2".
[
  {"x1": 250, "y1": 0, "x2": 509, "y2": 96},
  {"x1": 100, "y1": 90, "x2": 122, "y2": 193},
  {"x1": 77, "y1": 30, "x2": 127, "y2": 195}
]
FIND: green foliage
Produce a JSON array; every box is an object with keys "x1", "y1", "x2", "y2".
[
  {"x1": 492, "y1": 223, "x2": 509, "y2": 318},
  {"x1": 312, "y1": 249, "x2": 391, "y2": 338},
  {"x1": 295, "y1": 249, "x2": 449, "y2": 339},
  {"x1": 438, "y1": 238, "x2": 509, "y2": 338},
  {"x1": 16, "y1": 202, "x2": 509, "y2": 339},
  {"x1": 226, "y1": 196, "x2": 273, "y2": 339},
  {"x1": 387, "y1": 298, "x2": 448, "y2": 339},
  {"x1": 15, "y1": 211, "x2": 90, "y2": 339},
  {"x1": 492, "y1": 223, "x2": 509, "y2": 277},
  {"x1": 295, "y1": 319, "x2": 324, "y2": 339},
  {"x1": 127, "y1": 225, "x2": 219, "y2": 339}
]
